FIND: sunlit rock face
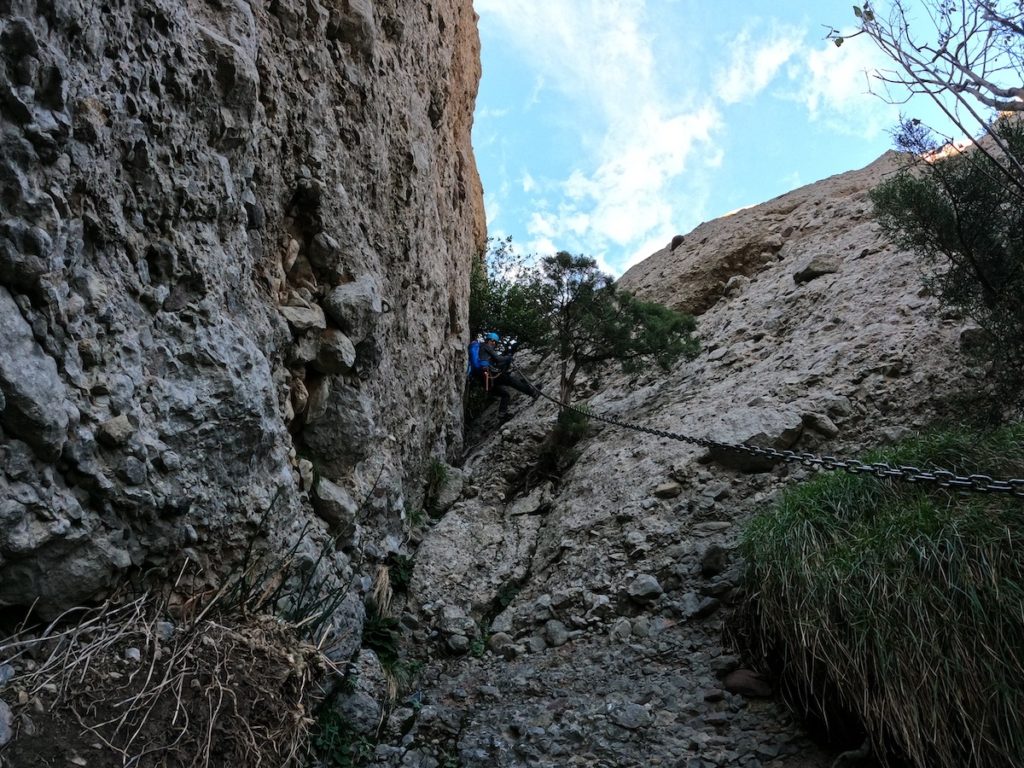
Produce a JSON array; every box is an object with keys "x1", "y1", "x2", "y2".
[
  {"x1": 619, "y1": 151, "x2": 905, "y2": 316},
  {"x1": 0, "y1": 0, "x2": 484, "y2": 616}
]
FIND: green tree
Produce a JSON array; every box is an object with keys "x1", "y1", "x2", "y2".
[
  {"x1": 469, "y1": 237, "x2": 550, "y2": 348},
  {"x1": 473, "y1": 246, "x2": 699, "y2": 405},
  {"x1": 870, "y1": 116, "x2": 1024, "y2": 406}
]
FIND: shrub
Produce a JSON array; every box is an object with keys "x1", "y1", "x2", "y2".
[{"x1": 739, "y1": 425, "x2": 1024, "y2": 768}]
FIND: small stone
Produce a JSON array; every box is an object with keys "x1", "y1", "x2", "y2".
[
  {"x1": 0, "y1": 699, "x2": 12, "y2": 747},
  {"x1": 97, "y1": 413, "x2": 134, "y2": 447},
  {"x1": 609, "y1": 618, "x2": 632, "y2": 641},
  {"x1": 626, "y1": 574, "x2": 663, "y2": 604},
  {"x1": 802, "y1": 411, "x2": 839, "y2": 438},
  {"x1": 387, "y1": 707, "x2": 415, "y2": 736},
  {"x1": 447, "y1": 634, "x2": 470, "y2": 654},
  {"x1": 694, "y1": 596, "x2": 721, "y2": 618},
  {"x1": 487, "y1": 632, "x2": 513, "y2": 654},
  {"x1": 118, "y1": 456, "x2": 147, "y2": 486},
  {"x1": 700, "y1": 544, "x2": 729, "y2": 577},
  {"x1": 756, "y1": 743, "x2": 781, "y2": 758},
  {"x1": 478, "y1": 685, "x2": 500, "y2": 699},
  {"x1": 124, "y1": 647, "x2": 141, "y2": 663},
  {"x1": 526, "y1": 635, "x2": 546, "y2": 653},
  {"x1": 704, "y1": 711, "x2": 732, "y2": 726},
  {"x1": 653, "y1": 482, "x2": 682, "y2": 499},
  {"x1": 155, "y1": 622, "x2": 175, "y2": 641},
  {"x1": 702, "y1": 482, "x2": 731, "y2": 501},
  {"x1": 314, "y1": 329, "x2": 356, "y2": 373},
  {"x1": 298, "y1": 458, "x2": 315, "y2": 490},
  {"x1": 279, "y1": 304, "x2": 326, "y2": 332},
  {"x1": 158, "y1": 451, "x2": 181, "y2": 471},
  {"x1": 609, "y1": 702, "x2": 652, "y2": 730},
  {"x1": 710, "y1": 654, "x2": 740, "y2": 677},
  {"x1": 724, "y1": 669, "x2": 773, "y2": 698},
  {"x1": 793, "y1": 254, "x2": 840, "y2": 284},
  {"x1": 544, "y1": 620, "x2": 570, "y2": 647},
  {"x1": 692, "y1": 521, "x2": 732, "y2": 536},
  {"x1": 0, "y1": 664, "x2": 15, "y2": 686},
  {"x1": 631, "y1": 616, "x2": 651, "y2": 638}
]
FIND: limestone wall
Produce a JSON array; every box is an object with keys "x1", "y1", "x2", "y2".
[{"x1": 0, "y1": 0, "x2": 484, "y2": 616}]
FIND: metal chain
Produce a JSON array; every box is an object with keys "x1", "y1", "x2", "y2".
[{"x1": 514, "y1": 370, "x2": 1024, "y2": 498}]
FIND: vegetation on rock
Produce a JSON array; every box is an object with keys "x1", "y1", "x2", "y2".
[
  {"x1": 871, "y1": 116, "x2": 1024, "y2": 408},
  {"x1": 739, "y1": 425, "x2": 1024, "y2": 768},
  {"x1": 471, "y1": 240, "x2": 700, "y2": 404}
]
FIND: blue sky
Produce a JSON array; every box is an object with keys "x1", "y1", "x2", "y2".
[{"x1": 471, "y1": 0, "x2": 962, "y2": 276}]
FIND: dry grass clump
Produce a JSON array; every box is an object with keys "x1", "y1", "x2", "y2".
[
  {"x1": 739, "y1": 425, "x2": 1024, "y2": 768},
  {"x1": 0, "y1": 562, "x2": 330, "y2": 768}
]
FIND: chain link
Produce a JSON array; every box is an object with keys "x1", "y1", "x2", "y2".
[{"x1": 518, "y1": 372, "x2": 1024, "y2": 498}]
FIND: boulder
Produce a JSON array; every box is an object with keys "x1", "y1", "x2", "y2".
[
  {"x1": 626, "y1": 574, "x2": 663, "y2": 604},
  {"x1": 312, "y1": 478, "x2": 359, "y2": 544},
  {"x1": 704, "y1": 406, "x2": 803, "y2": 472},
  {"x1": 278, "y1": 303, "x2": 326, "y2": 332},
  {"x1": 432, "y1": 465, "x2": 465, "y2": 513},
  {"x1": 313, "y1": 329, "x2": 356, "y2": 374},
  {"x1": 794, "y1": 254, "x2": 840, "y2": 284},
  {"x1": 0, "y1": 286, "x2": 68, "y2": 459},
  {"x1": 323, "y1": 275, "x2": 382, "y2": 343}
]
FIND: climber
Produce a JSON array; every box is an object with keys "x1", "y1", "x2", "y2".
[{"x1": 467, "y1": 332, "x2": 541, "y2": 420}]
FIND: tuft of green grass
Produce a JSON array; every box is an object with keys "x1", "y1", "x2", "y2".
[
  {"x1": 362, "y1": 600, "x2": 402, "y2": 670},
  {"x1": 424, "y1": 457, "x2": 449, "y2": 518},
  {"x1": 739, "y1": 424, "x2": 1024, "y2": 768},
  {"x1": 310, "y1": 707, "x2": 374, "y2": 768},
  {"x1": 388, "y1": 555, "x2": 414, "y2": 592}
]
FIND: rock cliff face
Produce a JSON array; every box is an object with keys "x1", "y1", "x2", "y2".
[
  {"x1": 0, "y1": 0, "x2": 484, "y2": 616},
  {"x1": 392, "y1": 154, "x2": 985, "y2": 767}
]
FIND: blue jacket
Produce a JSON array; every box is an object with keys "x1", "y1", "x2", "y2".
[{"x1": 467, "y1": 340, "x2": 510, "y2": 377}]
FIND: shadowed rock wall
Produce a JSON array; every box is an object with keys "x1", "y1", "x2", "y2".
[{"x1": 0, "y1": 0, "x2": 484, "y2": 616}]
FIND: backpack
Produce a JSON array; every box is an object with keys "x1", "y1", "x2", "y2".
[{"x1": 466, "y1": 339, "x2": 489, "y2": 377}]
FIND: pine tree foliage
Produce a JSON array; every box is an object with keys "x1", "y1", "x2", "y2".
[{"x1": 471, "y1": 242, "x2": 699, "y2": 404}]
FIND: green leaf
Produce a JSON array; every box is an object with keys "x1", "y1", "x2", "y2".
[
  {"x1": 864, "y1": 9, "x2": 874, "y2": 21},
  {"x1": 853, "y1": 5, "x2": 863, "y2": 18},
  {"x1": 834, "y1": 36, "x2": 844, "y2": 47}
]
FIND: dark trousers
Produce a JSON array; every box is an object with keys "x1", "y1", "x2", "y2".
[{"x1": 477, "y1": 370, "x2": 535, "y2": 414}]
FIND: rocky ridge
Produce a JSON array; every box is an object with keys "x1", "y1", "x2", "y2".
[{"x1": 378, "y1": 153, "x2": 986, "y2": 767}]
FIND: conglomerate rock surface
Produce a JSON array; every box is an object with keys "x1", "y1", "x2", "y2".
[
  {"x1": 387, "y1": 153, "x2": 986, "y2": 767},
  {"x1": 0, "y1": 0, "x2": 484, "y2": 617}
]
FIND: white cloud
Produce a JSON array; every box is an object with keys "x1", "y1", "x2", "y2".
[
  {"x1": 715, "y1": 24, "x2": 804, "y2": 105},
  {"x1": 475, "y1": 0, "x2": 655, "y2": 118},
  {"x1": 527, "y1": 211, "x2": 556, "y2": 239},
  {"x1": 475, "y1": 0, "x2": 722, "y2": 276},
  {"x1": 484, "y1": 192, "x2": 501, "y2": 227},
  {"x1": 788, "y1": 38, "x2": 898, "y2": 138},
  {"x1": 521, "y1": 171, "x2": 536, "y2": 193},
  {"x1": 475, "y1": 106, "x2": 510, "y2": 120}
]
